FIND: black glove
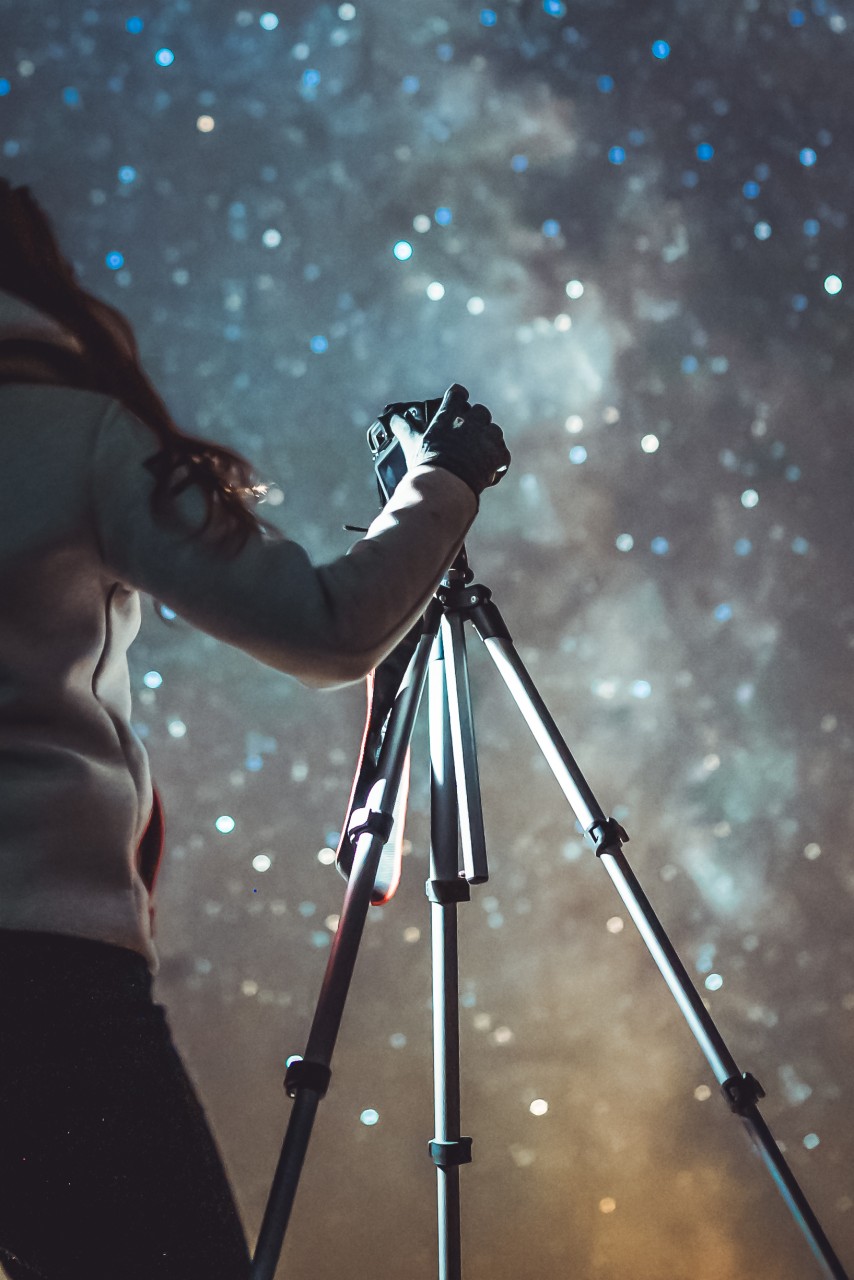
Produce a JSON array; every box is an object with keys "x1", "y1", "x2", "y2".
[{"x1": 383, "y1": 383, "x2": 511, "y2": 500}]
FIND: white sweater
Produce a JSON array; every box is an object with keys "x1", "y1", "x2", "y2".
[{"x1": 0, "y1": 289, "x2": 476, "y2": 974}]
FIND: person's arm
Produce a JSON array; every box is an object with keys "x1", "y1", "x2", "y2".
[{"x1": 90, "y1": 398, "x2": 477, "y2": 688}]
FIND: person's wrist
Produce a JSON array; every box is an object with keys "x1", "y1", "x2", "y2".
[{"x1": 414, "y1": 449, "x2": 483, "y2": 504}]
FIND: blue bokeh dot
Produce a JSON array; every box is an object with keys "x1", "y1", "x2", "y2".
[
  {"x1": 511, "y1": 154, "x2": 528, "y2": 172},
  {"x1": 0, "y1": 79, "x2": 10, "y2": 96},
  {"x1": 608, "y1": 146, "x2": 626, "y2": 165},
  {"x1": 105, "y1": 251, "x2": 124, "y2": 270},
  {"x1": 681, "y1": 355, "x2": 699, "y2": 373},
  {"x1": 597, "y1": 74, "x2": 615, "y2": 93},
  {"x1": 480, "y1": 9, "x2": 497, "y2": 26},
  {"x1": 542, "y1": 219, "x2": 561, "y2": 237},
  {"x1": 651, "y1": 537, "x2": 670, "y2": 556},
  {"x1": 696, "y1": 142, "x2": 715, "y2": 161},
  {"x1": 714, "y1": 604, "x2": 733, "y2": 622},
  {"x1": 734, "y1": 538, "x2": 753, "y2": 557},
  {"x1": 310, "y1": 335, "x2": 329, "y2": 354},
  {"x1": 743, "y1": 180, "x2": 760, "y2": 199},
  {"x1": 435, "y1": 206, "x2": 453, "y2": 225},
  {"x1": 154, "y1": 48, "x2": 174, "y2": 67},
  {"x1": 652, "y1": 40, "x2": 671, "y2": 59},
  {"x1": 125, "y1": 16, "x2": 144, "y2": 33}
]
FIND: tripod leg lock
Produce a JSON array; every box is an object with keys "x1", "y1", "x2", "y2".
[
  {"x1": 347, "y1": 806, "x2": 395, "y2": 845},
  {"x1": 721, "y1": 1071, "x2": 765, "y2": 1115},
  {"x1": 428, "y1": 1137, "x2": 473, "y2": 1168},
  {"x1": 284, "y1": 1056, "x2": 333, "y2": 1100},
  {"x1": 426, "y1": 876, "x2": 471, "y2": 905},
  {"x1": 589, "y1": 817, "x2": 630, "y2": 856}
]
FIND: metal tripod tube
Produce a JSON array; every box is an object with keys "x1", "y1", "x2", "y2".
[
  {"x1": 430, "y1": 903, "x2": 463, "y2": 1280},
  {"x1": 480, "y1": 630, "x2": 849, "y2": 1280},
  {"x1": 441, "y1": 613, "x2": 488, "y2": 884},
  {"x1": 428, "y1": 641, "x2": 468, "y2": 1280},
  {"x1": 251, "y1": 602, "x2": 444, "y2": 1280}
]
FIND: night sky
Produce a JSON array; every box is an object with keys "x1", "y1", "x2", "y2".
[{"x1": 2, "y1": 1, "x2": 854, "y2": 1276}]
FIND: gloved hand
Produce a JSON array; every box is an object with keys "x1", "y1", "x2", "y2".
[{"x1": 383, "y1": 383, "x2": 510, "y2": 500}]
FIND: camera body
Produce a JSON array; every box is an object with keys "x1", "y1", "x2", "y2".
[
  {"x1": 367, "y1": 414, "x2": 408, "y2": 505},
  {"x1": 367, "y1": 398, "x2": 441, "y2": 504}
]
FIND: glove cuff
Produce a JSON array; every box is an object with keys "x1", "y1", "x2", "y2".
[{"x1": 414, "y1": 446, "x2": 483, "y2": 505}]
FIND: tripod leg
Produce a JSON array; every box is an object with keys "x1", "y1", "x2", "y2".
[
  {"x1": 441, "y1": 613, "x2": 488, "y2": 884},
  {"x1": 427, "y1": 638, "x2": 473, "y2": 1280},
  {"x1": 476, "y1": 626, "x2": 850, "y2": 1280},
  {"x1": 251, "y1": 601, "x2": 443, "y2": 1280}
]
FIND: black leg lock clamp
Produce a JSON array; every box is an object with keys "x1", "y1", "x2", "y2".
[
  {"x1": 721, "y1": 1071, "x2": 765, "y2": 1116},
  {"x1": 589, "y1": 817, "x2": 630, "y2": 857},
  {"x1": 428, "y1": 1137, "x2": 473, "y2": 1168},
  {"x1": 347, "y1": 808, "x2": 395, "y2": 844},
  {"x1": 284, "y1": 1056, "x2": 333, "y2": 1100},
  {"x1": 426, "y1": 876, "x2": 472, "y2": 905}
]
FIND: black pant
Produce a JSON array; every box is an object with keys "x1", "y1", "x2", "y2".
[{"x1": 0, "y1": 930, "x2": 251, "y2": 1280}]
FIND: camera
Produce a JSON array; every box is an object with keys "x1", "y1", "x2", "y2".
[{"x1": 367, "y1": 398, "x2": 443, "y2": 504}]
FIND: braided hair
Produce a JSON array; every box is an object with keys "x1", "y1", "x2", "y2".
[{"x1": 0, "y1": 177, "x2": 277, "y2": 554}]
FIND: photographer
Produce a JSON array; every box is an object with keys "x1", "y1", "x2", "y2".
[{"x1": 0, "y1": 179, "x2": 509, "y2": 1280}]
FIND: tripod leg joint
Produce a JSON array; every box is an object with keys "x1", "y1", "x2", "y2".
[
  {"x1": 589, "y1": 816, "x2": 630, "y2": 856},
  {"x1": 721, "y1": 1071, "x2": 765, "y2": 1115},
  {"x1": 428, "y1": 1137, "x2": 473, "y2": 1168},
  {"x1": 347, "y1": 807, "x2": 395, "y2": 844},
  {"x1": 284, "y1": 1056, "x2": 333, "y2": 1100},
  {"x1": 426, "y1": 876, "x2": 471, "y2": 905}
]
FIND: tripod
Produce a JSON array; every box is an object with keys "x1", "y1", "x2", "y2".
[{"x1": 250, "y1": 549, "x2": 850, "y2": 1280}]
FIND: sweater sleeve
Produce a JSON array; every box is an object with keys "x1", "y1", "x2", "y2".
[{"x1": 89, "y1": 399, "x2": 477, "y2": 688}]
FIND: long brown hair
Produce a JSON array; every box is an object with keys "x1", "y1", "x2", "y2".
[{"x1": 0, "y1": 178, "x2": 276, "y2": 554}]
